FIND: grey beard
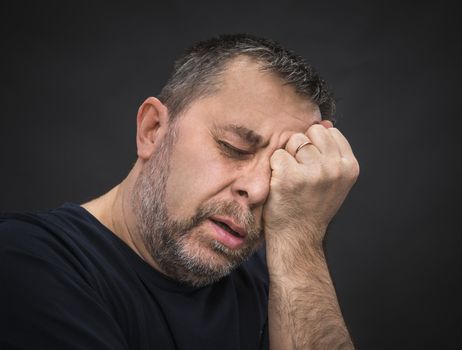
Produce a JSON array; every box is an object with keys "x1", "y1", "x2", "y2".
[{"x1": 131, "y1": 127, "x2": 263, "y2": 288}]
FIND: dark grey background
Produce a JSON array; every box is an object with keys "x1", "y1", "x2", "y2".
[{"x1": 1, "y1": 1, "x2": 460, "y2": 349}]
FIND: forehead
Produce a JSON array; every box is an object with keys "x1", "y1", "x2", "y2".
[{"x1": 179, "y1": 56, "x2": 321, "y2": 142}]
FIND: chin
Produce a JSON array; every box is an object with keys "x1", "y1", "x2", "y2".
[{"x1": 173, "y1": 233, "x2": 262, "y2": 287}]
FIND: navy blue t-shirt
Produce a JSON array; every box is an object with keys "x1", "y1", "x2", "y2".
[{"x1": 0, "y1": 203, "x2": 269, "y2": 350}]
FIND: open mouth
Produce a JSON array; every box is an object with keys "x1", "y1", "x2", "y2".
[{"x1": 210, "y1": 219, "x2": 242, "y2": 238}]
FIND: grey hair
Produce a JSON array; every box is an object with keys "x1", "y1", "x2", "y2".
[{"x1": 158, "y1": 33, "x2": 336, "y2": 121}]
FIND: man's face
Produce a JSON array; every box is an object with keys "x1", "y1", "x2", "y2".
[{"x1": 133, "y1": 57, "x2": 321, "y2": 287}]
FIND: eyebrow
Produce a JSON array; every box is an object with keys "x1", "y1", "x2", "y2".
[{"x1": 213, "y1": 123, "x2": 264, "y2": 147}]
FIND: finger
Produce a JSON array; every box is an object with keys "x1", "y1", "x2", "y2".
[
  {"x1": 329, "y1": 128, "x2": 355, "y2": 158},
  {"x1": 270, "y1": 148, "x2": 298, "y2": 173},
  {"x1": 305, "y1": 124, "x2": 341, "y2": 158},
  {"x1": 285, "y1": 133, "x2": 313, "y2": 157},
  {"x1": 285, "y1": 133, "x2": 321, "y2": 164},
  {"x1": 319, "y1": 119, "x2": 334, "y2": 129}
]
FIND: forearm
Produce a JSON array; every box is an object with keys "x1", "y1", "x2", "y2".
[
  {"x1": 263, "y1": 123, "x2": 359, "y2": 349},
  {"x1": 267, "y1": 241, "x2": 354, "y2": 350}
]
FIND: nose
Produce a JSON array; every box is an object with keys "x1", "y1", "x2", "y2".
[{"x1": 230, "y1": 156, "x2": 271, "y2": 209}]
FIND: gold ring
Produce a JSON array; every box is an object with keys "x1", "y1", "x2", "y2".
[{"x1": 295, "y1": 141, "x2": 312, "y2": 155}]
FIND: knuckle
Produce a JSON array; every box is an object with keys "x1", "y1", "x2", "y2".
[
  {"x1": 340, "y1": 157, "x2": 360, "y2": 181},
  {"x1": 351, "y1": 160, "x2": 360, "y2": 179},
  {"x1": 311, "y1": 124, "x2": 324, "y2": 131},
  {"x1": 307, "y1": 124, "x2": 322, "y2": 136},
  {"x1": 288, "y1": 133, "x2": 308, "y2": 147},
  {"x1": 290, "y1": 132, "x2": 305, "y2": 141},
  {"x1": 270, "y1": 149, "x2": 287, "y2": 165}
]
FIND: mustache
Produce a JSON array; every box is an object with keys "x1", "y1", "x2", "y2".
[{"x1": 180, "y1": 200, "x2": 262, "y2": 239}]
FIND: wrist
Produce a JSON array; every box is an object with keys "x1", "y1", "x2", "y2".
[
  {"x1": 264, "y1": 224, "x2": 325, "y2": 259},
  {"x1": 265, "y1": 239, "x2": 327, "y2": 283},
  {"x1": 264, "y1": 220, "x2": 327, "y2": 248}
]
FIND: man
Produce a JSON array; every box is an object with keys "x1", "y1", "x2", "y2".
[{"x1": 0, "y1": 34, "x2": 359, "y2": 349}]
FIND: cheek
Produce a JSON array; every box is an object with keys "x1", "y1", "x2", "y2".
[{"x1": 164, "y1": 145, "x2": 231, "y2": 219}]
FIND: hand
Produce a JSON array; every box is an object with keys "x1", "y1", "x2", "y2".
[{"x1": 263, "y1": 121, "x2": 359, "y2": 268}]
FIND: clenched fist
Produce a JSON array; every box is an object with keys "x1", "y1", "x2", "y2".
[{"x1": 263, "y1": 121, "x2": 359, "y2": 274}]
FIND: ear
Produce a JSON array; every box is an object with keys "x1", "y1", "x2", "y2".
[{"x1": 136, "y1": 97, "x2": 170, "y2": 160}]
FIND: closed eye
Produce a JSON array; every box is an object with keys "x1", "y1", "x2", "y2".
[{"x1": 217, "y1": 140, "x2": 252, "y2": 159}]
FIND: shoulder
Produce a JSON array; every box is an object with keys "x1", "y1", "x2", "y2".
[
  {"x1": 0, "y1": 208, "x2": 93, "y2": 306},
  {"x1": 0, "y1": 211, "x2": 58, "y2": 256},
  {"x1": 0, "y1": 209, "x2": 88, "y2": 284},
  {"x1": 0, "y1": 208, "x2": 77, "y2": 264},
  {"x1": 0, "y1": 205, "x2": 108, "y2": 295},
  {"x1": 0, "y1": 209, "x2": 128, "y2": 349},
  {"x1": 0, "y1": 203, "x2": 116, "y2": 266}
]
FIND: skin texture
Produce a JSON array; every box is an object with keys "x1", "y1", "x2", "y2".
[
  {"x1": 83, "y1": 56, "x2": 358, "y2": 349},
  {"x1": 265, "y1": 121, "x2": 358, "y2": 349},
  {"x1": 130, "y1": 127, "x2": 264, "y2": 286}
]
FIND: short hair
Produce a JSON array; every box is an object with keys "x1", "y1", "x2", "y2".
[{"x1": 158, "y1": 33, "x2": 336, "y2": 121}]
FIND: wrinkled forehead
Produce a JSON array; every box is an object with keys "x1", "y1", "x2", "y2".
[
  {"x1": 214, "y1": 57, "x2": 321, "y2": 132},
  {"x1": 176, "y1": 58, "x2": 321, "y2": 149}
]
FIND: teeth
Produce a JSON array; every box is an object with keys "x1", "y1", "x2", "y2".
[{"x1": 214, "y1": 220, "x2": 241, "y2": 238}]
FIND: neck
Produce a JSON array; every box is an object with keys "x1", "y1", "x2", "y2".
[{"x1": 81, "y1": 163, "x2": 160, "y2": 269}]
